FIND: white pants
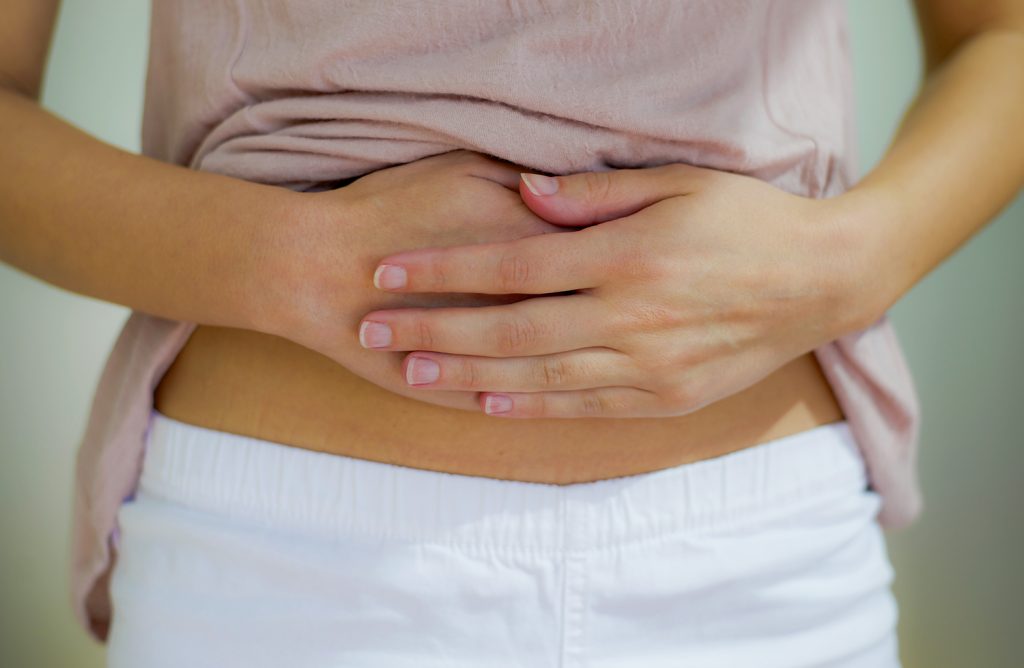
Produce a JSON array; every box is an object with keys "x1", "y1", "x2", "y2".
[{"x1": 106, "y1": 409, "x2": 901, "y2": 667}]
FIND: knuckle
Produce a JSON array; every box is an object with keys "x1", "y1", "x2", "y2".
[
  {"x1": 538, "y1": 357, "x2": 573, "y2": 388},
  {"x1": 582, "y1": 170, "x2": 615, "y2": 203},
  {"x1": 459, "y1": 360, "x2": 484, "y2": 390},
  {"x1": 494, "y1": 317, "x2": 540, "y2": 354},
  {"x1": 415, "y1": 317, "x2": 435, "y2": 349},
  {"x1": 497, "y1": 252, "x2": 532, "y2": 292},
  {"x1": 580, "y1": 391, "x2": 607, "y2": 416}
]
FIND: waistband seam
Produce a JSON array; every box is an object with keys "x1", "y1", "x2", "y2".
[{"x1": 134, "y1": 465, "x2": 868, "y2": 555}]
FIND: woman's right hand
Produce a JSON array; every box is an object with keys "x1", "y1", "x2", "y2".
[{"x1": 260, "y1": 149, "x2": 567, "y2": 412}]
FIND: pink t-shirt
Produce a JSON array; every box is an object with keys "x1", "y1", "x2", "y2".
[{"x1": 70, "y1": 0, "x2": 922, "y2": 641}]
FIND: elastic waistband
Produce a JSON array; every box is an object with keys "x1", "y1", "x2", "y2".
[{"x1": 136, "y1": 409, "x2": 868, "y2": 554}]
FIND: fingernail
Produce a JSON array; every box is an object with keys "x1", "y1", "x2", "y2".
[
  {"x1": 406, "y1": 356, "x2": 440, "y2": 385},
  {"x1": 359, "y1": 321, "x2": 392, "y2": 348},
  {"x1": 484, "y1": 394, "x2": 513, "y2": 414},
  {"x1": 520, "y1": 173, "x2": 559, "y2": 196},
  {"x1": 374, "y1": 264, "x2": 407, "y2": 289}
]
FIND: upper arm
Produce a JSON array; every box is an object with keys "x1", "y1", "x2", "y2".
[
  {"x1": 0, "y1": 0, "x2": 61, "y2": 99},
  {"x1": 911, "y1": 0, "x2": 1024, "y2": 72}
]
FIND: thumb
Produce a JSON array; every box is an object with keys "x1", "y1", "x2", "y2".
[{"x1": 518, "y1": 163, "x2": 699, "y2": 227}]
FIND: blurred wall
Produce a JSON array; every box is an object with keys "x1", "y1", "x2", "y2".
[{"x1": 0, "y1": 1, "x2": 1020, "y2": 667}]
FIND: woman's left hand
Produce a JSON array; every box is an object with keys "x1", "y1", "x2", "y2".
[{"x1": 357, "y1": 162, "x2": 870, "y2": 418}]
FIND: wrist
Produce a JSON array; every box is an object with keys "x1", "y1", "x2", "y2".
[
  {"x1": 814, "y1": 185, "x2": 907, "y2": 335},
  {"x1": 249, "y1": 185, "x2": 365, "y2": 345},
  {"x1": 242, "y1": 186, "x2": 320, "y2": 339}
]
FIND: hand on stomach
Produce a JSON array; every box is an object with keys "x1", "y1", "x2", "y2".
[{"x1": 154, "y1": 151, "x2": 846, "y2": 483}]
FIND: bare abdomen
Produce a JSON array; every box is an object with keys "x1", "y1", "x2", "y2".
[{"x1": 153, "y1": 324, "x2": 846, "y2": 483}]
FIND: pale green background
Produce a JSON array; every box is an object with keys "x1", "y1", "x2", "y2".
[{"x1": 1, "y1": 1, "x2": 1021, "y2": 666}]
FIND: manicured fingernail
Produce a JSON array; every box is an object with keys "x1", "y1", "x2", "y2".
[
  {"x1": 484, "y1": 394, "x2": 513, "y2": 414},
  {"x1": 520, "y1": 173, "x2": 559, "y2": 196},
  {"x1": 359, "y1": 321, "x2": 392, "y2": 348},
  {"x1": 406, "y1": 357, "x2": 440, "y2": 385},
  {"x1": 374, "y1": 264, "x2": 407, "y2": 289}
]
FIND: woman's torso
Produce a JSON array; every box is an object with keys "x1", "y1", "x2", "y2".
[{"x1": 147, "y1": 0, "x2": 854, "y2": 481}]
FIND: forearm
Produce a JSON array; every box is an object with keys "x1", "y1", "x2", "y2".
[
  {"x1": 0, "y1": 86, "x2": 297, "y2": 332},
  {"x1": 833, "y1": 27, "x2": 1024, "y2": 326}
]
